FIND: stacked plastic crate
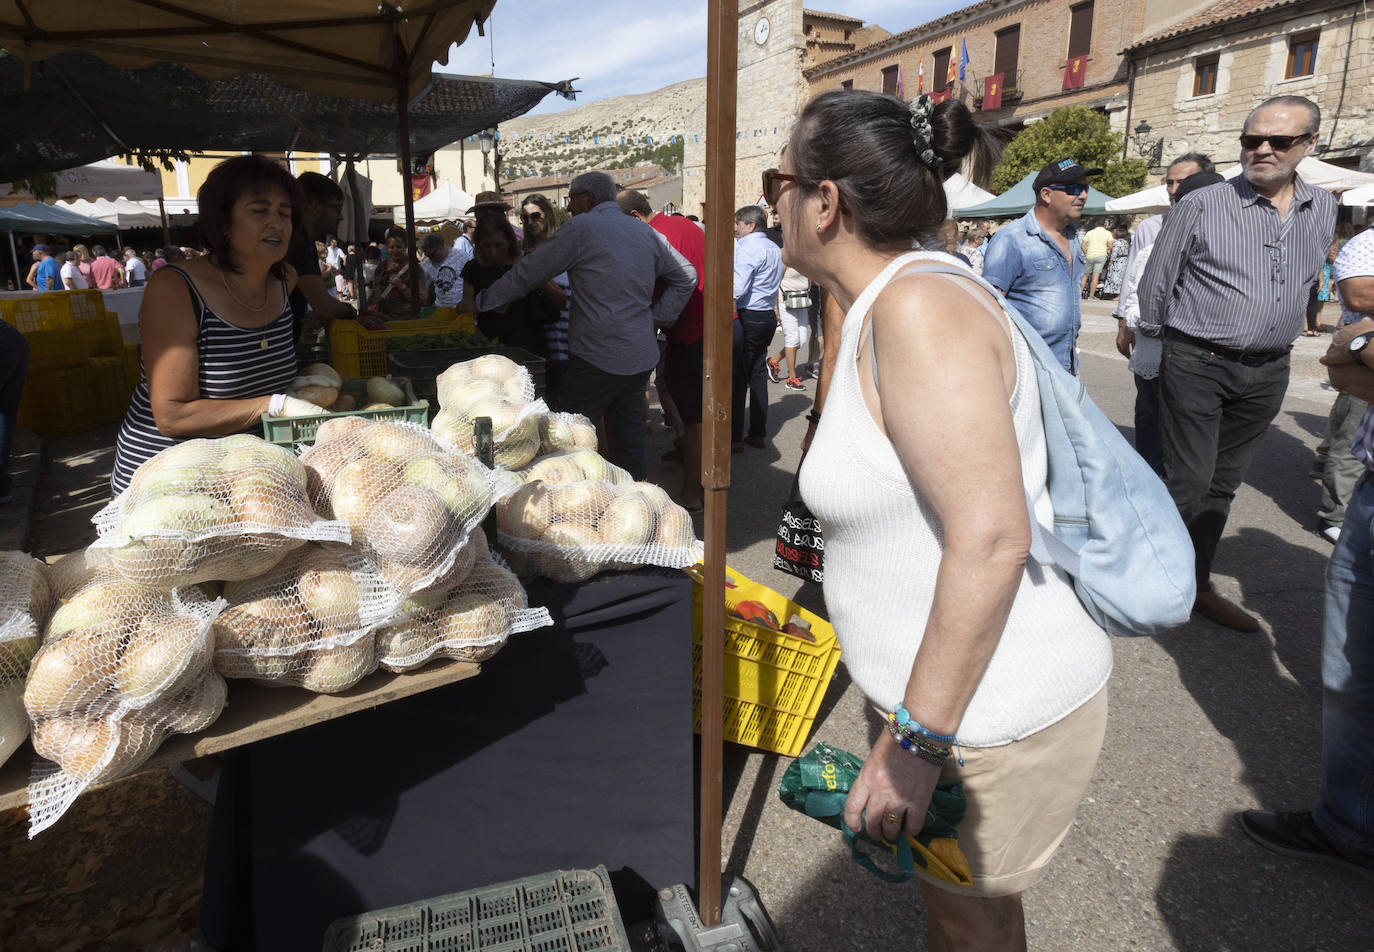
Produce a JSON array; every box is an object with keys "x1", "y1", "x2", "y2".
[{"x1": 4, "y1": 290, "x2": 137, "y2": 437}]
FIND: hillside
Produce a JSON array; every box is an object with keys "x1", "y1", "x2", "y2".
[{"x1": 496, "y1": 77, "x2": 705, "y2": 177}]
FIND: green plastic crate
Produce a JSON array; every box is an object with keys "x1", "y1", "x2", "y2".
[
  {"x1": 260, "y1": 377, "x2": 428, "y2": 448},
  {"x1": 322, "y1": 866, "x2": 631, "y2": 952}
]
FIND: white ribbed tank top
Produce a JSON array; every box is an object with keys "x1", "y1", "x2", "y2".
[{"x1": 799, "y1": 253, "x2": 1112, "y2": 746}]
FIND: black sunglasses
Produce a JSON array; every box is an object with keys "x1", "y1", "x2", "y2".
[
  {"x1": 762, "y1": 169, "x2": 798, "y2": 206},
  {"x1": 1239, "y1": 133, "x2": 1312, "y2": 151},
  {"x1": 1047, "y1": 183, "x2": 1088, "y2": 196},
  {"x1": 522, "y1": 210, "x2": 544, "y2": 221}
]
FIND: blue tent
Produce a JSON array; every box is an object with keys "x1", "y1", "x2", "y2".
[
  {"x1": 952, "y1": 171, "x2": 1116, "y2": 218},
  {"x1": 2, "y1": 201, "x2": 114, "y2": 289}
]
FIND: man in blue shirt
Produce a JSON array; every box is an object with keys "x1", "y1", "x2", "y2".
[
  {"x1": 982, "y1": 159, "x2": 1098, "y2": 374},
  {"x1": 32, "y1": 245, "x2": 61, "y2": 292},
  {"x1": 733, "y1": 205, "x2": 784, "y2": 450}
]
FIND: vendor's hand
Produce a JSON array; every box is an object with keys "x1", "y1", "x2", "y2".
[
  {"x1": 843, "y1": 732, "x2": 941, "y2": 847},
  {"x1": 276, "y1": 396, "x2": 327, "y2": 418},
  {"x1": 1321, "y1": 318, "x2": 1374, "y2": 366},
  {"x1": 1115, "y1": 321, "x2": 1135, "y2": 359}
]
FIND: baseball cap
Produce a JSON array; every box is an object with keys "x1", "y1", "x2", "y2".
[
  {"x1": 31, "y1": 243, "x2": 49, "y2": 253},
  {"x1": 1033, "y1": 158, "x2": 1103, "y2": 192}
]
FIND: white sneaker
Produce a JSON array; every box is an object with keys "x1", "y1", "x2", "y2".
[{"x1": 1322, "y1": 525, "x2": 1341, "y2": 544}]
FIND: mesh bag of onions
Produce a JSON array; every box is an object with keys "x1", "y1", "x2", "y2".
[
  {"x1": 374, "y1": 530, "x2": 552, "y2": 671},
  {"x1": 91, "y1": 435, "x2": 351, "y2": 589},
  {"x1": 301, "y1": 417, "x2": 501, "y2": 596},
  {"x1": 0, "y1": 553, "x2": 50, "y2": 768},
  {"x1": 535, "y1": 411, "x2": 600, "y2": 456},
  {"x1": 210, "y1": 541, "x2": 405, "y2": 693},
  {"x1": 496, "y1": 475, "x2": 701, "y2": 583},
  {"x1": 430, "y1": 354, "x2": 549, "y2": 470},
  {"x1": 23, "y1": 566, "x2": 226, "y2": 834}
]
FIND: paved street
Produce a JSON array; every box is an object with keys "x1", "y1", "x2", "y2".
[{"x1": 701, "y1": 299, "x2": 1374, "y2": 951}]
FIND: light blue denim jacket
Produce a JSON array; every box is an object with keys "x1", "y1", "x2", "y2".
[{"x1": 982, "y1": 209, "x2": 1085, "y2": 374}]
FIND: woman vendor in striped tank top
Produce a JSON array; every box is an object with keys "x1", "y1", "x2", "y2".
[
  {"x1": 786, "y1": 91, "x2": 1115, "y2": 949},
  {"x1": 111, "y1": 156, "x2": 326, "y2": 495}
]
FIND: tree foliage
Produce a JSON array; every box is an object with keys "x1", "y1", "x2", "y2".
[{"x1": 991, "y1": 106, "x2": 1147, "y2": 198}]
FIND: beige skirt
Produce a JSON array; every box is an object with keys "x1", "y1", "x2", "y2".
[{"x1": 918, "y1": 686, "x2": 1109, "y2": 898}]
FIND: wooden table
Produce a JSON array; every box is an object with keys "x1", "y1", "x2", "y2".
[{"x1": 0, "y1": 659, "x2": 479, "y2": 813}]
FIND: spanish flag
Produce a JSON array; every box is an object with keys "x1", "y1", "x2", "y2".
[{"x1": 1063, "y1": 55, "x2": 1087, "y2": 90}]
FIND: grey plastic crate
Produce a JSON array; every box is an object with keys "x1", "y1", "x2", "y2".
[{"x1": 323, "y1": 865, "x2": 631, "y2": 952}]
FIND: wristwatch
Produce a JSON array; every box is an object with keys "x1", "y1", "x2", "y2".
[{"x1": 1349, "y1": 331, "x2": 1374, "y2": 363}]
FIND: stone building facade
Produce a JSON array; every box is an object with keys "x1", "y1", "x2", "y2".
[
  {"x1": 1123, "y1": 0, "x2": 1373, "y2": 173},
  {"x1": 681, "y1": 0, "x2": 811, "y2": 219},
  {"x1": 802, "y1": 0, "x2": 1148, "y2": 133}
]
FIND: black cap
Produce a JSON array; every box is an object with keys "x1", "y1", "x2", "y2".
[
  {"x1": 1173, "y1": 170, "x2": 1225, "y2": 201},
  {"x1": 1033, "y1": 158, "x2": 1103, "y2": 192}
]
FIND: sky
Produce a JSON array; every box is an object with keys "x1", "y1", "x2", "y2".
[{"x1": 439, "y1": 1, "x2": 968, "y2": 115}]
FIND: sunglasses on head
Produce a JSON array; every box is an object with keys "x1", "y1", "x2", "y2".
[
  {"x1": 761, "y1": 169, "x2": 798, "y2": 207},
  {"x1": 1239, "y1": 133, "x2": 1312, "y2": 151},
  {"x1": 1047, "y1": 183, "x2": 1088, "y2": 196}
]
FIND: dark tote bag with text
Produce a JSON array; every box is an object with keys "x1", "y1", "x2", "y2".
[{"x1": 774, "y1": 470, "x2": 824, "y2": 584}]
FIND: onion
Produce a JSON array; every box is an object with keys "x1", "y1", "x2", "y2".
[
  {"x1": 300, "y1": 636, "x2": 375, "y2": 693},
  {"x1": 31, "y1": 716, "x2": 120, "y2": 778},
  {"x1": 0, "y1": 680, "x2": 28, "y2": 766},
  {"x1": 47, "y1": 548, "x2": 105, "y2": 602},
  {"x1": 402, "y1": 454, "x2": 493, "y2": 523},
  {"x1": 525, "y1": 454, "x2": 586, "y2": 486},
  {"x1": 0, "y1": 551, "x2": 50, "y2": 621},
  {"x1": 0, "y1": 633, "x2": 39, "y2": 675},
  {"x1": 301, "y1": 439, "x2": 361, "y2": 512},
  {"x1": 539, "y1": 414, "x2": 574, "y2": 452},
  {"x1": 464, "y1": 558, "x2": 526, "y2": 605},
  {"x1": 376, "y1": 620, "x2": 436, "y2": 670},
  {"x1": 302, "y1": 363, "x2": 344, "y2": 389},
  {"x1": 330, "y1": 456, "x2": 400, "y2": 528},
  {"x1": 296, "y1": 549, "x2": 363, "y2": 630},
  {"x1": 123, "y1": 493, "x2": 231, "y2": 537},
  {"x1": 47, "y1": 580, "x2": 147, "y2": 639},
  {"x1": 144, "y1": 439, "x2": 224, "y2": 476},
  {"x1": 563, "y1": 450, "x2": 614, "y2": 483},
  {"x1": 365, "y1": 486, "x2": 455, "y2": 566},
  {"x1": 365, "y1": 377, "x2": 407, "y2": 407},
  {"x1": 24, "y1": 629, "x2": 122, "y2": 718},
  {"x1": 429, "y1": 408, "x2": 475, "y2": 453},
  {"x1": 494, "y1": 434, "x2": 539, "y2": 470},
  {"x1": 132, "y1": 466, "x2": 207, "y2": 504},
  {"x1": 570, "y1": 421, "x2": 599, "y2": 449},
  {"x1": 548, "y1": 482, "x2": 602, "y2": 525},
  {"x1": 314, "y1": 415, "x2": 372, "y2": 446},
  {"x1": 361, "y1": 423, "x2": 437, "y2": 461},
  {"x1": 464, "y1": 394, "x2": 526, "y2": 436},
  {"x1": 113, "y1": 615, "x2": 208, "y2": 706},
  {"x1": 468, "y1": 354, "x2": 521, "y2": 383},
  {"x1": 160, "y1": 671, "x2": 228, "y2": 734},
  {"x1": 437, "y1": 593, "x2": 508, "y2": 651},
  {"x1": 499, "y1": 482, "x2": 554, "y2": 539},
  {"x1": 212, "y1": 596, "x2": 314, "y2": 655},
  {"x1": 630, "y1": 482, "x2": 672, "y2": 511},
  {"x1": 329, "y1": 393, "x2": 357, "y2": 413},
  {"x1": 596, "y1": 493, "x2": 656, "y2": 545},
  {"x1": 655, "y1": 504, "x2": 697, "y2": 548},
  {"x1": 220, "y1": 443, "x2": 308, "y2": 488}
]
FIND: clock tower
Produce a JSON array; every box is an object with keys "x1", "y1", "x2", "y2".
[{"x1": 682, "y1": 0, "x2": 808, "y2": 218}]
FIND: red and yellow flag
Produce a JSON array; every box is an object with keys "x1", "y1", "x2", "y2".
[
  {"x1": 983, "y1": 73, "x2": 1004, "y2": 110},
  {"x1": 1063, "y1": 55, "x2": 1087, "y2": 90}
]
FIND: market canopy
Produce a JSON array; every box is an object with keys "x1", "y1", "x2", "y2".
[
  {"x1": 944, "y1": 173, "x2": 995, "y2": 211},
  {"x1": 1343, "y1": 182, "x2": 1374, "y2": 207},
  {"x1": 392, "y1": 180, "x2": 478, "y2": 223},
  {"x1": 0, "y1": 158, "x2": 163, "y2": 205},
  {"x1": 0, "y1": 201, "x2": 114, "y2": 234},
  {"x1": 0, "y1": 50, "x2": 575, "y2": 182},
  {"x1": 0, "y1": 0, "x2": 495, "y2": 104},
  {"x1": 1104, "y1": 157, "x2": 1374, "y2": 214},
  {"x1": 59, "y1": 198, "x2": 163, "y2": 230},
  {"x1": 953, "y1": 171, "x2": 1117, "y2": 217}
]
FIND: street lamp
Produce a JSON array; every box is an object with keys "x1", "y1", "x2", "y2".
[
  {"x1": 478, "y1": 128, "x2": 500, "y2": 194},
  {"x1": 1132, "y1": 120, "x2": 1164, "y2": 167}
]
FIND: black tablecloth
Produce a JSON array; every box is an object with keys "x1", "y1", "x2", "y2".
[{"x1": 199, "y1": 567, "x2": 695, "y2": 952}]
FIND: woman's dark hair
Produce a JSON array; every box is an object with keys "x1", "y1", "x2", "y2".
[
  {"x1": 474, "y1": 214, "x2": 521, "y2": 266},
  {"x1": 520, "y1": 193, "x2": 558, "y2": 250},
  {"x1": 197, "y1": 155, "x2": 304, "y2": 276},
  {"x1": 788, "y1": 90, "x2": 1003, "y2": 251}
]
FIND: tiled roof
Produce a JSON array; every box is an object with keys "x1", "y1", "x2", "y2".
[
  {"x1": 804, "y1": 0, "x2": 1009, "y2": 76},
  {"x1": 1128, "y1": 0, "x2": 1304, "y2": 49},
  {"x1": 803, "y1": 8, "x2": 866, "y2": 23}
]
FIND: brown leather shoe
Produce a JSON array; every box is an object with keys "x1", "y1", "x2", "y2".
[{"x1": 1193, "y1": 590, "x2": 1260, "y2": 631}]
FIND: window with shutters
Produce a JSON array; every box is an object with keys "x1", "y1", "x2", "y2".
[
  {"x1": 933, "y1": 47, "x2": 951, "y2": 91},
  {"x1": 1286, "y1": 31, "x2": 1318, "y2": 78},
  {"x1": 1193, "y1": 53, "x2": 1219, "y2": 96},
  {"x1": 994, "y1": 26, "x2": 1020, "y2": 89},
  {"x1": 881, "y1": 65, "x2": 899, "y2": 95},
  {"x1": 1067, "y1": 2, "x2": 1094, "y2": 59}
]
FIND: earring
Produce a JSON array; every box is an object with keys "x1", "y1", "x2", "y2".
[{"x1": 815, "y1": 222, "x2": 822, "y2": 232}]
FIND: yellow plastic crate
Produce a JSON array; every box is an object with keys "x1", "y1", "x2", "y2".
[
  {"x1": 688, "y1": 564, "x2": 842, "y2": 757},
  {"x1": 328, "y1": 308, "x2": 474, "y2": 379},
  {"x1": 63, "y1": 290, "x2": 125, "y2": 357},
  {"x1": 17, "y1": 362, "x2": 121, "y2": 437},
  {"x1": 1, "y1": 295, "x2": 89, "y2": 371},
  {"x1": 89, "y1": 354, "x2": 134, "y2": 413}
]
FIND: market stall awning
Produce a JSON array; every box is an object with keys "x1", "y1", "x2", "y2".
[
  {"x1": 59, "y1": 198, "x2": 163, "y2": 230},
  {"x1": 1343, "y1": 182, "x2": 1374, "y2": 207},
  {"x1": 1105, "y1": 157, "x2": 1374, "y2": 214},
  {"x1": 0, "y1": 0, "x2": 495, "y2": 104},
  {"x1": 953, "y1": 171, "x2": 1117, "y2": 217},
  {"x1": 944, "y1": 173, "x2": 995, "y2": 212},
  {"x1": 0, "y1": 50, "x2": 574, "y2": 182},
  {"x1": 0, "y1": 158, "x2": 163, "y2": 205},
  {"x1": 0, "y1": 201, "x2": 115, "y2": 234},
  {"x1": 392, "y1": 180, "x2": 477, "y2": 223}
]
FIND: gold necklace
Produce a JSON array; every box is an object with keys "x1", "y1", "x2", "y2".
[{"x1": 219, "y1": 265, "x2": 270, "y2": 312}]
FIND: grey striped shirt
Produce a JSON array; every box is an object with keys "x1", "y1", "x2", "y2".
[{"x1": 1136, "y1": 175, "x2": 1337, "y2": 351}]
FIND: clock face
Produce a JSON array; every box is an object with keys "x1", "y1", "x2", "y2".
[{"x1": 754, "y1": 16, "x2": 770, "y2": 45}]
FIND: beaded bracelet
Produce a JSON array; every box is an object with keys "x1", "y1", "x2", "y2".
[
  {"x1": 885, "y1": 721, "x2": 951, "y2": 766},
  {"x1": 889, "y1": 703, "x2": 964, "y2": 765}
]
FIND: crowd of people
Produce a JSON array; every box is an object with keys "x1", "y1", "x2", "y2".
[{"x1": 1, "y1": 83, "x2": 1370, "y2": 951}]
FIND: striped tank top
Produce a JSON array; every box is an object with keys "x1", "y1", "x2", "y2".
[{"x1": 110, "y1": 265, "x2": 297, "y2": 495}]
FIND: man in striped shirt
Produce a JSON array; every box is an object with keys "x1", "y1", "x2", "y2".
[{"x1": 1137, "y1": 95, "x2": 1337, "y2": 631}]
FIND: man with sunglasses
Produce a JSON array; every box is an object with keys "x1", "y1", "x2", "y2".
[
  {"x1": 982, "y1": 158, "x2": 1098, "y2": 373},
  {"x1": 1136, "y1": 95, "x2": 1336, "y2": 631}
]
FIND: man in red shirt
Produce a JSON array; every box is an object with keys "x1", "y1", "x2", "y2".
[
  {"x1": 88, "y1": 245, "x2": 124, "y2": 289},
  {"x1": 616, "y1": 188, "x2": 740, "y2": 511}
]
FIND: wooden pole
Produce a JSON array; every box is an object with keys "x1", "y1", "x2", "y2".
[
  {"x1": 392, "y1": 34, "x2": 422, "y2": 311},
  {"x1": 698, "y1": 0, "x2": 737, "y2": 928},
  {"x1": 157, "y1": 196, "x2": 171, "y2": 248}
]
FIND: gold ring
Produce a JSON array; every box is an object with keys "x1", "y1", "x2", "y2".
[{"x1": 882, "y1": 809, "x2": 903, "y2": 825}]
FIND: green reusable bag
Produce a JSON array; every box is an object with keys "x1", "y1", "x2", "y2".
[{"x1": 777, "y1": 742, "x2": 973, "y2": 886}]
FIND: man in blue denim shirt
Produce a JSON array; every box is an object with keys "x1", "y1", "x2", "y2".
[{"x1": 982, "y1": 159, "x2": 1098, "y2": 374}]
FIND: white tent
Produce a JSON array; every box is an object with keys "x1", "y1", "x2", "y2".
[
  {"x1": 1106, "y1": 157, "x2": 1374, "y2": 214},
  {"x1": 391, "y1": 180, "x2": 477, "y2": 224},
  {"x1": 59, "y1": 197, "x2": 163, "y2": 229},
  {"x1": 0, "y1": 158, "x2": 163, "y2": 203},
  {"x1": 945, "y1": 173, "x2": 995, "y2": 212},
  {"x1": 1342, "y1": 183, "x2": 1374, "y2": 207}
]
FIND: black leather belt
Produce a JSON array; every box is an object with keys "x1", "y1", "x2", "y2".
[{"x1": 1163, "y1": 327, "x2": 1290, "y2": 366}]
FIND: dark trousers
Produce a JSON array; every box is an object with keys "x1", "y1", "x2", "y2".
[
  {"x1": 1133, "y1": 373, "x2": 1165, "y2": 477},
  {"x1": 1159, "y1": 336, "x2": 1290, "y2": 591},
  {"x1": 553, "y1": 356, "x2": 652, "y2": 481},
  {"x1": 0, "y1": 322, "x2": 30, "y2": 498},
  {"x1": 734, "y1": 309, "x2": 775, "y2": 442}
]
